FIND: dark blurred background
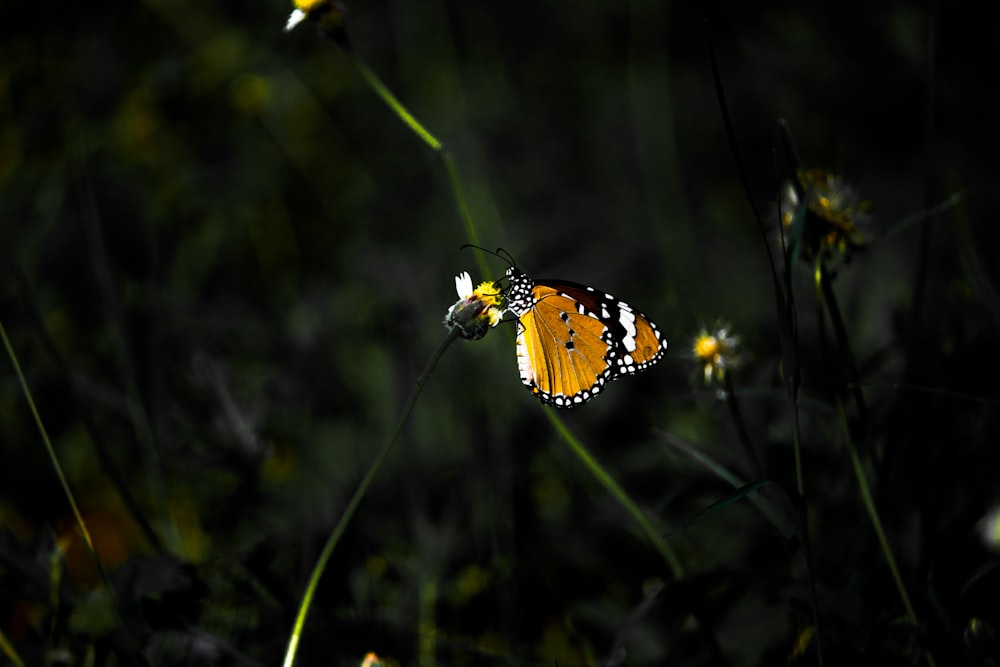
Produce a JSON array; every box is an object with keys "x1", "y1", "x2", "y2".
[{"x1": 2, "y1": 1, "x2": 998, "y2": 665}]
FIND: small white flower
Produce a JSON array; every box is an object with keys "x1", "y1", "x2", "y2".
[
  {"x1": 444, "y1": 271, "x2": 503, "y2": 340},
  {"x1": 692, "y1": 323, "x2": 743, "y2": 385}
]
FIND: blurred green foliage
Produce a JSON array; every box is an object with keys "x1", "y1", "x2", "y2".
[{"x1": 2, "y1": 0, "x2": 999, "y2": 665}]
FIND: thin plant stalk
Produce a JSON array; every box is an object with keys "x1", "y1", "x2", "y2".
[
  {"x1": 6, "y1": 256, "x2": 163, "y2": 552},
  {"x1": 544, "y1": 414, "x2": 737, "y2": 662},
  {"x1": 711, "y1": 31, "x2": 822, "y2": 656},
  {"x1": 346, "y1": 53, "x2": 490, "y2": 280},
  {"x1": 813, "y1": 256, "x2": 839, "y2": 474},
  {"x1": 836, "y1": 400, "x2": 936, "y2": 667},
  {"x1": 788, "y1": 396, "x2": 823, "y2": 665},
  {"x1": 791, "y1": 401, "x2": 805, "y2": 502},
  {"x1": 909, "y1": 14, "x2": 935, "y2": 360},
  {"x1": 775, "y1": 138, "x2": 817, "y2": 654},
  {"x1": 722, "y1": 373, "x2": 763, "y2": 480},
  {"x1": 281, "y1": 328, "x2": 462, "y2": 667},
  {"x1": 418, "y1": 579, "x2": 438, "y2": 667},
  {"x1": 0, "y1": 318, "x2": 115, "y2": 597},
  {"x1": 817, "y1": 262, "x2": 869, "y2": 433},
  {"x1": 0, "y1": 622, "x2": 26, "y2": 667},
  {"x1": 542, "y1": 409, "x2": 683, "y2": 579},
  {"x1": 77, "y1": 159, "x2": 181, "y2": 553},
  {"x1": 657, "y1": 430, "x2": 794, "y2": 545},
  {"x1": 281, "y1": 38, "x2": 488, "y2": 667},
  {"x1": 775, "y1": 125, "x2": 806, "y2": 501}
]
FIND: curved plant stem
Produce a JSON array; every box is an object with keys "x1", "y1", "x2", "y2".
[
  {"x1": 0, "y1": 624, "x2": 26, "y2": 667},
  {"x1": 722, "y1": 373, "x2": 763, "y2": 480},
  {"x1": 709, "y1": 35, "x2": 825, "y2": 661},
  {"x1": 544, "y1": 413, "x2": 735, "y2": 661},
  {"x1": 283, "y1": 38, "x2": 495, "y2": 667},
  {"x1": 817, "y1": 262, "x2": 869, "y2": 432},
  {"x1": 1, "y1": 317, "x2": 118, "y2": 603},
  {"x1": 347, "y1": 54, "x2": 490, "y2": 279},
  {"x1": 543, "y1": 409, "x2": 683, "y2": 578},
  {"x1": 657, "y1": 430, "x2": 795, "y2": 545},
  {"x1": 349, "y1": 56, "x2": 442, "y2": 151},
  {"x1": 6, "y1": 256, "x2": 163, "y2": 552},
  {"x1": 281, "y1": 328, "x2": 461, "y2": 667},
  {"x1": 417, "y1": 579, "x2": 438, "y2": 667},
  {"x1": 836, "y1": 400, "x2": 936, "y2": 667}
]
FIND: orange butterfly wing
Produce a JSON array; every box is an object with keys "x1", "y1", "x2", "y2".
[
  {"x1": 516, "y1": 287, "x2": 617, "y2": 406},
  {"x1": 506, "y1": 268, "x2": 668, "y2": 407}
]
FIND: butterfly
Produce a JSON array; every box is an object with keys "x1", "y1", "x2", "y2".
[{"x1": 503, "y1": 266, "x2": 668, "y2": 407}]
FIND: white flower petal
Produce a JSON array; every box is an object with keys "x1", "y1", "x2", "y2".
[
  {"x1": 454, "y1": 271, "x2": 473, "y2": 298},
  {"x1": 285, "y1": 8, "x2": 308, "y2": 32}
]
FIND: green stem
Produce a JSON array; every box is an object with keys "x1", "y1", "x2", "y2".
[
  {"x1": 817, "y1": 262, "x2": 868, "y2": 429},
  {"x1": 348, "y1": 54, "x2": 489, "y2": 279},
  {"x1": 791, "y1": 402, "x2": 805, "y2": 499},
  {"x1": 281, "y1": 328, "x2": 461, "y2": 667},
  {"x1": 722, "y1": 373, "x2": 762, "y2": 480},
  {"x1": 657, "y1": 431, "x2": 794, "y2": 545},
  {"x1": 547, "y1": 416, "x2": 734, "y2": 661},
  {"x1": 0, "y1": 624, "x2": 26, "y2": 667},
  {"x1": 813, "y1": 258, "x2": 834, "y2": 395},
  {"x1": 76, "y1": 154, "x2": 181, "y2": 554},
  {"x1": 0, "y1": 317, "x2": 114, "y2": 597},
  {"x1": 836, "y1": 400, "x2": 935, "y2": 667},
  {"x1": 6, "y1": 256, "x2": 163, "y2": 551},
  {"x1": 350, "y1": 56, "x2": 442, "y2": 151},
  {"x1": 418, "y1": 579, "x2": 438, "y2": 667},
  {"x1": 772, "y1": 124, "x2": 824, "y2": 663},
  {"x1": 787, "y1": 352, "x2": 824, "y2": 664},
  {"x1": 543, "y1": 410, "x2": 683, "y2": 578}
]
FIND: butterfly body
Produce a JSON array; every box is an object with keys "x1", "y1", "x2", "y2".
[{"x1": 504, "y1": 267, "x2": 668, "y2": 408}]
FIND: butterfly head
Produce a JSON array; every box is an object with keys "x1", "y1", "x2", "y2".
[{"x1": 502, "y1": 266, "x2": 536, "y2": 318}]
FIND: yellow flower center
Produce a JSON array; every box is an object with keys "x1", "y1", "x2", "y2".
[
  {"x1": 474, "y1": 281, "x2": 502, "y2": 308},
  {"x1": 693, "y1": 335, "x2": 720, "y2": 362},
  {"x1": 293, "y1": 0, "x2": 328, "y2": 11}
]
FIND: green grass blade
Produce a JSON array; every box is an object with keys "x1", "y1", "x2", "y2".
[
  {"x1": 543, "y1": 410, "x2": 683, "y2": 578},
  {"x1": 347, "y1": 53, "x2": 490, "y2": 280},
  {"x1": 836, "y1": 399, "x2": 936, "y2": 667},
  {"x1": 657, "y1": 431, "x2": 796, "y2": 546},
  {"x1": 281, "y1": 328, "x2": 461, "y2": 667},
  {"x1": 0, "y1": 317, "x2": 114, "y2": 596},
  {"x1": 0, "y1": 625, "x2": 26, "y2": 667}
]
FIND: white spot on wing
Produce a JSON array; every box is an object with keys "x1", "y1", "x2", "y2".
[
  {"x1": 516, "y1": 327, "x2": 535, "y2": 386},
  {"x1": 618, "y1": 306, "x2": 638, "y2": 352}
]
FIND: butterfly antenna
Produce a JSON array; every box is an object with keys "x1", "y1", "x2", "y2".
[{"x1": 459, "y1": 244, "x2": 517, "y2": 269}]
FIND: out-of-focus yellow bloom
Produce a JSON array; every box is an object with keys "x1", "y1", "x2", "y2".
[
  {"x1": 789, "y1": 625, "x2": 816, "y2": 662},
  {"x1": 782, "y1": 168, "x2": 870, "y2": 262},
  {"x1": 229, "y1": 74, "x2": 272, "y2": 116},
  {"x1": 360, "y1": 652, "x2": 385, "y2": 667},
  {"x1": 692, "y1": 324, "x2": 743, "y2": 385},
  {"x1": 444, "y1": 272, "x2": 503, "y2": 340},
  {"x1": 452, "y1": 564, "x2": 492, "y2": 606}
]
